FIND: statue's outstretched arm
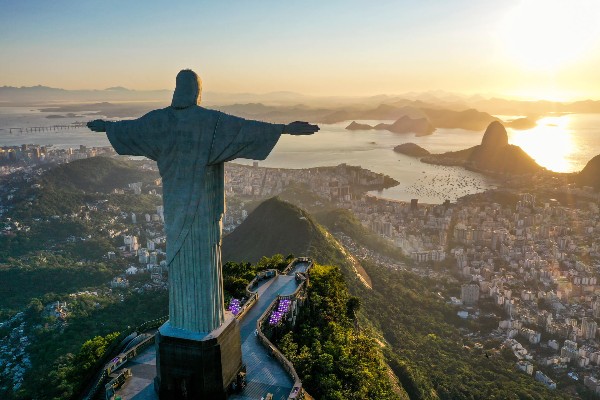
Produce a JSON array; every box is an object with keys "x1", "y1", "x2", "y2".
[
  {"x1": 87, "y1": 119, "x2": 112, "y2": 132},
  {"x1": 283, "y1": 121, "x2": 319, "y2": 135},
  {"x1": 88, "y1": 111, "x2": 163, "y2": 161}
]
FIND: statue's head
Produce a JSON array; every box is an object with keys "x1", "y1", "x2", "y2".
[{"x1": 171, "y1": 69, "x2": 202, "y2": 109}]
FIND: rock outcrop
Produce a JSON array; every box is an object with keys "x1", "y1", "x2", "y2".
[
  {"x1": 393, "y1": 143, "x2": 431, "y2": 157},
  {"x1": 422, "y1": 121, "x2": 542, "y2": 175},
  {"x1": 576, "y1": 154, "x2": 600, "y2": 190},
  {"x1": 479, "y1": 121, "x2": 509, "y2": 148},
  {"x1": 346, "y1": 121, "x2": 374, "y2": 130},
  {"x1": 374, "y1": 116, "x2": 435, "y2": 135}
]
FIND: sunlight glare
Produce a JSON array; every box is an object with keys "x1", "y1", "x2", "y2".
[
  {"x1": 501, "y1": 0, "x2": 600, "y2": 71},
  {"x1": 508, "y1": 115, "x2": 575, "y2": 172}
]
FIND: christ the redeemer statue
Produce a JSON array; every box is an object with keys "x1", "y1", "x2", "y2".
[{"x1": 88, "y1": 69, "x2": 318, "y2": 334}]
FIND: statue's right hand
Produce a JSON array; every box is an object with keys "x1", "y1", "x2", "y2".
[
  {"x1": 87, "y1": 119, "x2": 107, "y2": 132},
  {"x1": 284, "y1": 121, "x2": 320, "y2": 135}
]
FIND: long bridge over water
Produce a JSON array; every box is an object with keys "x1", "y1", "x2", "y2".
[{"x1": 1, "y1": 123, "x2": 89, "y2": 134}]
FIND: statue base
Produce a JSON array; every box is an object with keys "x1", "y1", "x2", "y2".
[{"x1": 154, "y1": 314, "x2": 243, "y2": 400}]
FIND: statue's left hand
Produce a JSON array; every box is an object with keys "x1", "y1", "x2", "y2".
[
  {"x1": 87, "y1": 119, "x2": 107, "y2": 132},
  {"x1": 284, "y1": 121, "x2": 320, "y2": 135}
]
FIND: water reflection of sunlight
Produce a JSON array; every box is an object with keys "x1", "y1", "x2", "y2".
[{"x1": 508, "y1": 115, "x2": 574, "y2": 172}]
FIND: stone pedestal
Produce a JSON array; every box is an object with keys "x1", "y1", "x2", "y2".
[{"x1": 155, "y1": 313, "x2": 243, "y2": 400}]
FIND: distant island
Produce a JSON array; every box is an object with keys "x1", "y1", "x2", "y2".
[
  {"x1": 393, "y1": 143, "x2": 430, "y2": 157},
  {"x1": 421, "y1": 121, "x2": 543, "y2": 175},
  {"x1": 374, "y1": 116, "x2": 435, "y2": 135},
  {"x1": 46, "y1": 113, "x2": 81, "y2": 119},
  {"x1": 342, "y1": 106, "x2": 533, "y2": 136},
  {"x1": 506, "y1": 117, "x2": 537, "y2": 130},
  {"x1": 346, "y1": 121, "x2": 373, "y2": 130},
  {"x1": 346, "y1": 116, "x2": 435, "y2": 136}
]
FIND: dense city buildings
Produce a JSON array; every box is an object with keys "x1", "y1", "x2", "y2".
[
  {"x1": 0, "y1": 144, "x2": 115, "y2": 177},
  {"x1": 4, "y1": 150, "x2": 600, "y2": 395}
]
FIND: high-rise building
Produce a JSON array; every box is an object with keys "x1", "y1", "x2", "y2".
[
  {"x1": 581, "y1": 317, "x2": 597, "y2": 340},
  {"x1": 124, "y1": 235, "x2": 139, "y2": 252},
  {"x1": 561, "y1": 340, "x2": 578, "y2": 362},
  {"x1": 139, "y1": 249, "x2": 149, "y2": 264},
  {"x1": 411, "y1": 198, "x2": 418, "y2": 211},
  {"x1": 461, "y1": 283, "x2": 480, "y2": 305},
  {"x1": 593, "y1": 299, "x2": 600, "y2": 318}
]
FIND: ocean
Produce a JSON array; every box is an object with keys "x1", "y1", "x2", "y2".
[{"x1": 1, "y1": 106, "x2": 599, "y2": 204}]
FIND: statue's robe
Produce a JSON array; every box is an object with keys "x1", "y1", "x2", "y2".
[{"x1": 106, "y1": 106, "x2": 283, "y2": 332}]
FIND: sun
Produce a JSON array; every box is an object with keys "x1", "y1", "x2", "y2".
[{"x1": 500, "y1": 0, "x2": 600, "y2": 71}]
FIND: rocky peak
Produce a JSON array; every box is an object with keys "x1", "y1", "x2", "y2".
[{"x1": 480, "y1": 121, "x2": 508, "y2": 148}]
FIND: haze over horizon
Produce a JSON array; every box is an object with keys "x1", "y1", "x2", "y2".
[{"x1": 2, "y1": 0, "x2": 600, "y2": 101}]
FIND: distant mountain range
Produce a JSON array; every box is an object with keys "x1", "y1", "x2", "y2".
[
  {"x1": 0, "y1": 85, "x2": 172, "y2": 104},
  {"x1": 42, "y1": 156, "x2": 160, "y2": 193},
  {"x1": 3, "y1": 85, "x2": 600, "y2": 124}
]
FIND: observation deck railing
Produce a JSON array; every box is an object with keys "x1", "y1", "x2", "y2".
[
  {"x1": 82, "y1": 316, "x2": 167, "y2": 400},
  {"x1": 255, "y1": 258, "x2": 314, "y2": 400}
]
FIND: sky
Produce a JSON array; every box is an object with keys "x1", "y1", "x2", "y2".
[{"x1": 1, "y1": 0, "x2": 600, "y2": 100}]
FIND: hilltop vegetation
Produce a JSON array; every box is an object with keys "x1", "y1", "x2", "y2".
[
  {"x1": 41, "y1": 156, "x2": 159, "y2": 193},
  {"x1": 348, "y1": 260, "x2": 568, "y2": 400},
  {"x1": 277, "y1": 264, "x2": 405, "y2": 399},
  {"x1": 222, "y1": 198, "x2": 315, "y2": 263},
  {"x1": 0, "y1": 157, "x2": 162, "y2": 313},
  {"x1": 223, "y1": 197, "x2": 350, "y2": 268},
  {"x1": 10, "y1": 157, "x2": 161, "y2": 220},
  {"x1": 19, "y1": 292, "x2": 169, "y2": 400},
  {"x1": 0, "y1": 158, "x2": 165, "y2": 399},
  {"x1": 0, "y1": 254, "x2": 117, "y2": 311},
  {"x1": 315, "y1": 208, "x2": 406, "y2": 261}
]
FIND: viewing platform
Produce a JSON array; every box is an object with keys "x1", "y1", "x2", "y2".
[{"x1": 95, "y1": 258, "x2": 312, "y2": 400}]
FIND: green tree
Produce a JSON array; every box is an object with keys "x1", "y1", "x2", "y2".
[{"x1": 275, "y1": 264, "x2": 399, "y2": 399}]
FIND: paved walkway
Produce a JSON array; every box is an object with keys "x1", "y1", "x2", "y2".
[
  {"x1": 230, "y1": 274, "x2": 298, "y2": 400},
  {"x1": 111, "y1": 346, "x2": 157, "y2": 400},
  {"x1": 114, "y1": 269, "x2": 304, "y2": 400}
]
